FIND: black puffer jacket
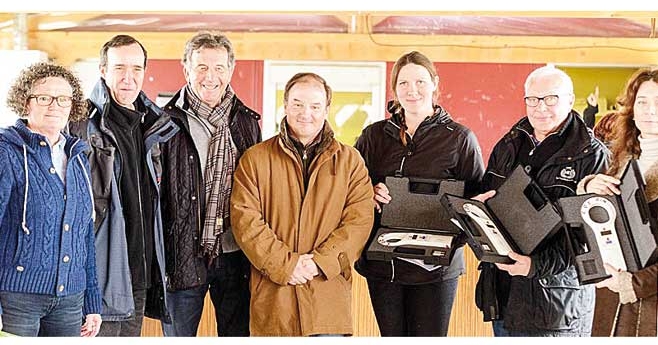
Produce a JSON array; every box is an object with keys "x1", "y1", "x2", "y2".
[
  {"x1": 354, "y1": 102, "x2": 485, "y2": 284},
  {"x1": 476, "y1": 112, "x2": 609, "y2": 334},
  {"x1": 160, "y1": 88, "x2": 261, "y2": 291}
]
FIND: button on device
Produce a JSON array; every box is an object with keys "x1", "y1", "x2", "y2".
[
  {"x1": 49, "y1": 167, "x2": 56, "y2": 174},
  {"x1": 63, "y1": 255, "x2": 70, "y2": 263}
]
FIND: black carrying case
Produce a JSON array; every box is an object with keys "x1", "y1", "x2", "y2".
[
  {"x1": 559, "y1": 160, "x2": 658, "y2": 284},
  {"x1": 365, "y1": 176, "x2": 465, "y2": 265},
  {"x1": 441, "y1": 165, "x2": 563, "y2": 264}
]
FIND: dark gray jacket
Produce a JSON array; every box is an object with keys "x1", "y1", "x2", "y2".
[{"x1": 69, "y1": 79, "x2": 179, "y2": 322}]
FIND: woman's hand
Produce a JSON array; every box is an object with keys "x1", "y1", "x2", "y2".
[
  {"x1": 584, "y1": 174, "x2": 621, "y2": 196},
  {"x1": 80, "y1": 313, "x2": 102, "y2": 337},
  {"x1": 373, "y1": 183, "x2": 391, "y2": 213}
]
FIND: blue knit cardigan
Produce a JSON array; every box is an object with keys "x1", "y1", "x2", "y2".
[{"x1": 0, "y1": 120, "x2": 101, "y2": 316}]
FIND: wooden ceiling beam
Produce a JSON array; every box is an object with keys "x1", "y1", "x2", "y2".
[{"x1": 22, "y1": 31, "x2": 658, "y2": 67}]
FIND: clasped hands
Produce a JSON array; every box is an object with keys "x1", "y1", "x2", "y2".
[{"x1": 288, "y1": 254, "x2": 319, "y2": 285}]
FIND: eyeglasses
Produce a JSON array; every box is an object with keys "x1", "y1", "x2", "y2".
[
  {"x1": 524, "y1": 95, "x2": 560, "y2": 107},
  {"x1": 29, "y1": 94, "x2": 73, "y2": 107}
]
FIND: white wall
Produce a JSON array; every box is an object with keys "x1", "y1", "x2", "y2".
[{"x1": 0, "y1": 50, "x2": 48, "y2": 128}]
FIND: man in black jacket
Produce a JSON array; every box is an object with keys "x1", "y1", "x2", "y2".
[
  {"x1": 159, "y1": 32, "x2": 261, "y2": 336},
  {"x1": 474, "y1": 66, "x2": 609, "y2": 336}
]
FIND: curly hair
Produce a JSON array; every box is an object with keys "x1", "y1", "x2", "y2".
[
  {"x1": 7, "y1": 62, "x2": 88, "y2": 122},
  {"x1": 608, "y1": 68, "x2": 658, "y2": 176}
]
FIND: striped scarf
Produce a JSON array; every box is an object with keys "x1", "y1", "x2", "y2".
[{"x1": 185, "y1": 84, "x2": 236, "y2": 259}]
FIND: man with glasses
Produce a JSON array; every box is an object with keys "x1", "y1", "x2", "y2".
[
  {"x1": 473, "y1": 65, "x2": 609, "y2": 336},
  {"x1": 69, "y1": 34, "x2": 178, "y2": 336}
]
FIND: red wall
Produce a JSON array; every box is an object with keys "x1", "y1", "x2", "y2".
[
  {"x1": 144, "y1": 59, "x2": 540, "y2": 162},
  {"x1": 385, "y1": 62, "x2": 542, "y2": 161},
  {"x1": 143, "y1": 59, "x2": 263, "y2": 113}
]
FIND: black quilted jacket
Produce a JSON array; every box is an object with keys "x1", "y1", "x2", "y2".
[{"x1": 160, "y1": 89, "x2": 261, "y2": 291}]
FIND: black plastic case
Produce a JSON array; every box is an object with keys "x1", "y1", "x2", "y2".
[
  {"x1": 365, "y1": 176, "x2": 465, "y2": 265},
  {"x1": 441, "y1": 165, "x2": 564, "y2": 264},
  {"x1": 559, "y1": 160, "x2": 658, "y2": 284}
]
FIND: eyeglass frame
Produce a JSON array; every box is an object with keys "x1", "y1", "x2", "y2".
[
  {"x1": 28, "y1": 94, "x2": 73, "y2": 108},
  {"x1": 523, "y1": 94, "x2": 561, "y2": 107}
]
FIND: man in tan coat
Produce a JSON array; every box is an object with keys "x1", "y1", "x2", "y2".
[{"x1": 230, "y1": 72, "x2": 374, "y2": 336}]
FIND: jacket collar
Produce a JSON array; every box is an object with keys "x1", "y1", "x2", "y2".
[
  {"x1": 88, "y1": 78, "x2": 166, "y2": 121},
  {"x1": 509, "y1": 110, "x2": 603, "y2": 162},
  {"x1": 278, "y1": 117, "x2": 335, "y2": 154},
  {"x1": 0, "y1": 119, "x2": 88, "y2": 158},
  {"x1": 384, "y1": 100, "x2": 452, "y2": 140},
  {"x1": 166, "y1": 86, "x2": 261, "y2": 125}
]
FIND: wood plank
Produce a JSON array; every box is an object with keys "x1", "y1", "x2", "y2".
[{"x1": 141, "y1": 245, "x2": 489, "y2": 336}]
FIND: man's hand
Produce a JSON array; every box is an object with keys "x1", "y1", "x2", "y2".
[
  {"x1": 288, "y1": 254, "x2": 319, "y2": 285},
  {"x1": 373, "y1": 183, "x2": 391, "y2": 213},
  {"x1": 472, "y1": 190, "x2": 496, "y2": 203},
  {"x1": 80, "y1": 313, "x2": 102, "y2": 337},
  {"x1": 495, "y1": 251, "x2": 531, "y2": 276}
]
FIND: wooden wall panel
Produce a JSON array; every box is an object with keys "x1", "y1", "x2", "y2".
[{"x1": 141, "y1": 246, "x2": 490, "y2": 337}]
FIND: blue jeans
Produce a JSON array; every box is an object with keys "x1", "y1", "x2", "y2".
[
  {"x1": 366, "y1": 277, "x2": 459, "y2": 336},
  {"x1": 0, "y1": 291, "x2": 84, "y2": 337},
  {"x1": 161, "y1": 251, "x2": 250, "y2": 337},
  {"x1": 492, "y1": 319, "x2": 510, "y2": 337}
]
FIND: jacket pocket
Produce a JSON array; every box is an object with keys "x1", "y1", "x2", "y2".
[
  {"x1": 338, "y1": 252, "x2": 352, "y2": 284},
  {"x1": 534, "y1": 267, "x2": 592, "y2": 330},
  {"x1": 88, "y1": 137, "x2": 114, "y2": 230}
]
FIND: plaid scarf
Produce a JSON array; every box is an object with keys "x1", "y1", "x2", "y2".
[{"x1": 185, "y1": 84, "x2": 237, "y2": 259}]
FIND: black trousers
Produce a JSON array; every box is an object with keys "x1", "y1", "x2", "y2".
[
  {"x1": 97, "y1": 289, "x2": 146, "y2": 337},
  {"x1": 366, "y1": 277, "x2": 459, "y2": 336}
]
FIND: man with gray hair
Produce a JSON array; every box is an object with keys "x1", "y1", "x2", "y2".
[
  {"x1": 473, "y1": 65, "x2": 609, "y2": 336},
  {"x1": 159, "y1": 31, "x2": 261, "y2": 336}
]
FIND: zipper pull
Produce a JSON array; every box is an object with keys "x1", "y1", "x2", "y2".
[
  {"x1": 529, "y1": 148, "x2": 535, "y2": 156},
  {"x1": 303, "y1": 150, "x2": 307, "y2": 160}
]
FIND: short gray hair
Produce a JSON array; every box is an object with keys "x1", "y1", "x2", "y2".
[{"x1": 182, "y1": 32, "x2": 235, "y2": 70}]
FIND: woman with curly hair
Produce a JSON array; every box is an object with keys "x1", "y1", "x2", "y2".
[
  {"x1": 0, "y1": 62, "x2": 102, "y2": 337},
  {"x1": 577, "y1": 68, "x2": 658, "y2": 336}
]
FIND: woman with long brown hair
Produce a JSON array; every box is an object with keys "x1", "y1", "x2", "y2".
[{"x1": 577, "y1": 68, "x2": 658, "y2": 336}]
